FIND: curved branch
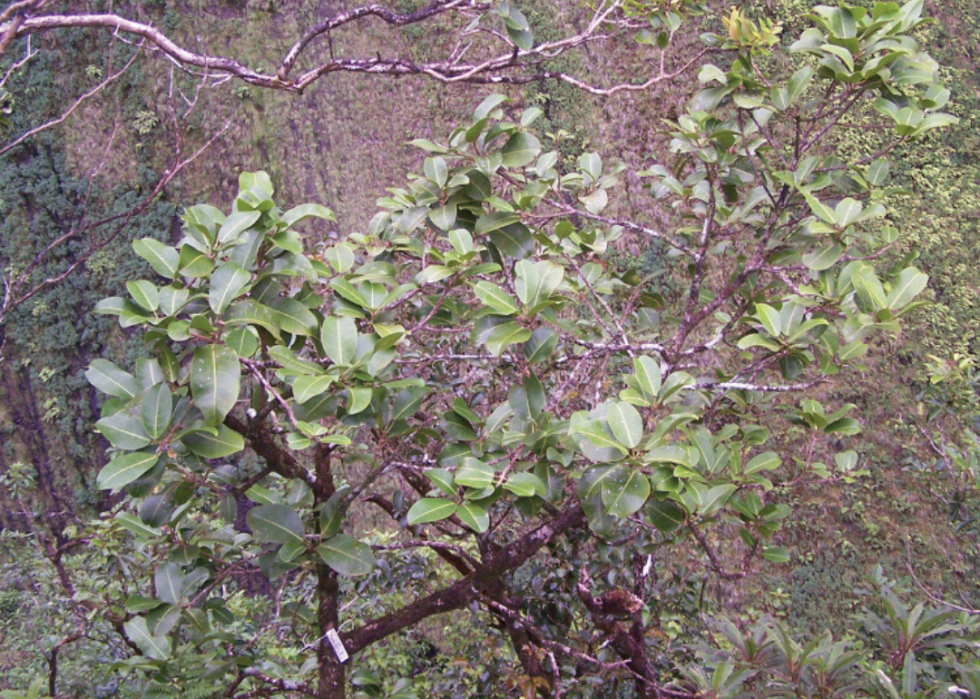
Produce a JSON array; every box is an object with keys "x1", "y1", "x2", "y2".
[
  {"x1": 2, "y1": 2, "x2": 711, "y2": 96},
  {"x1": 344, "y1": 504, "x2": 584, "y2": 653}
]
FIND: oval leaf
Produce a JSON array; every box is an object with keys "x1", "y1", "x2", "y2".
[
  {"x1": 317, "y1": 534, "x2": 376, "y2": 576},
  {"x1": 247, "y1": 504, "x2": 306, "y2": 546},
  {"x1": 191, "y1": 345, "x2": 241, "y2": 425}
]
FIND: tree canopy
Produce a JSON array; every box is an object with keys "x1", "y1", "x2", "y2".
[{"x1": 3, "y1": 1, "x2": 980, "y2": 699}]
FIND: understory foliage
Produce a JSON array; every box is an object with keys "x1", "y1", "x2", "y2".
[{"x1": 5, "y1": 1, "x2": 980, "y2": 698}]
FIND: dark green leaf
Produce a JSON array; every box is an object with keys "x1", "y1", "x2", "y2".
[
  {"x1": 247, "y1": 504, "x2": 306, "y2": 546},
  {"x1": 317, "y1": 534, "x2": 375, "y2": 576},
  {"x1": 141, "y1": 383, "x2": 173, "y2": 440},
  {"x1": 97, "y1": 412, "x2": 152, "y2": 450},
  {"x1": 184, "y1": 424, "x2": 245, "y2": 458},
  {"x1": 87, "y1": 359, "x2": 140, "y2": 400}
]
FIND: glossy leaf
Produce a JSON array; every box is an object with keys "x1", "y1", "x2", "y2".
[
  {"x1": 191, "y1": 346, "x2": 241, "y2": 425},
  {"x1": 97, "y1": 450, "x2": 160, "y2": 490},
  {"x1": 247, "y1": 504, "x2": 306, "y2": 546},
  {"x1": 317, "y1": 534, "x2": 375, "y2": 576},
  {"x1": 407, "y1": 498, "x2": 457, "y2": 525},
  {"x1": 141, "y1": 383, "x2": 173, "y2": 440}
]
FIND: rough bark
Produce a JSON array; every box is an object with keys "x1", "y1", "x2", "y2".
[{"x1": 317, "y1": 563, "x2": 345, "y2": 699}]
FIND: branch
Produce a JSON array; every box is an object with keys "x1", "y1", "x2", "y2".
[
  {"x1": 344, "y1": 504, "x2": 584, "y2": 653},
  {"x1": 2, "y1": 2, "x2": 711, "y2": 96},
  {"x1": 0, "y1": 119, "x2": 229, "y2": 325}
]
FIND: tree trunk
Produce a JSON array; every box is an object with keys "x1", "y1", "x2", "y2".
[{"x1": 317, "y1": 562, "x2": 345, "y2": 699}]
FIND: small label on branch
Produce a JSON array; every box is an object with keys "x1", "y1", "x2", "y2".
[{"x1": 325, "y1": 628, "x2": 348, "y2": 663}]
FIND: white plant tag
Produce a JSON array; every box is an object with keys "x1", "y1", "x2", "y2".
[{"x1": 325, "y1": 628, "x2": 348, "y2": 663}]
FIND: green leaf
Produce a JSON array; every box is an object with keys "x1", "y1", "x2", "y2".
[
  {"x1": 803, "y1": 243, "x2": 843, "y2": 271},
  {"x1": 646, "y1": 444, "x2": 694, "y2": 466},
  {"x1": 756, "y1": 303, "x2": 782, "y2": 337},
  {"x1": 318, "y1": 488, "x2": 349, "y2": 539},
  {"x1": 225, "y1": 326, "x2": 259, "y2": 358},
  {"x1": 455, "y1": 457, "x2": 495, "y2": 489},
  {"x1": 87, "y1": 359, "x2": 140, "y2": 399},
  {"x1": 886, "y1": 267, "x2": 928, "y2": 310},
  {"x1": 762, "y1": 546, "x2": 790, "y2": 563},
  {"x1": 390, "y1": 386, "x2": 428, "y2": 422},
  {"x1": 572, "y1": 418, "x2": 627, "y2": 455},
  {"x1": 744, "y1": 451, "x2": 781, "y2": 475},
  {"x1": 133, "y1": 238, "x2": 179, "y2": 279},
  {"x1": 835, "y1": 198, "x2": 862, "y2": 228},
  {"x1": 347, "y1": 387, "x2": 373, "y2": 415},
  {"x1": 324, "y1": 244, "x2": 356, "y2": 273},
  {"x1": 687, "y1": 483, "x2": 736, "y2": 515},
  {"x1": 190, "y1": 345, "x2": 241, "y2": 425},
  {"x1": 515, "y1": 260, "x2": 563, "y2": 310},
  {"x1": 184, "y1": 424, "x2": 245, "y2": 458},
  {"x1": 97, "y1": 450, "x2": 160, "y2": 490},
  {"x1": 293, "y1": 375, "x2": 335, "y2": 404},
  {"x1": 577, "y1": 465, "x2": 616, "y2": 522},
  {"x1": 269, "y1": 345, "x2": 323, "y2": 375},
  {"x1": 523, "y1": 327, "x2": 558, "y2": 364},
  {"x1": 825, "y1": 417, "x2": 861, "y2": 435},
  {"x1": 407, "y1": 498, "x2": 457, "y2": 525},
  {"x1": 155, "y1": 562, "x2": 184, "y2": 604},
  {"x1": 455, "y1": 502, "x2": 489, "y2": 533},
  {"x1": 124, "y1": 617, "x2": 171, "y2": 660},
  {"x1": 117, "y1": 512, "x2": 162, "y2": 539},
  {"x1": 217, "y1": 210, "x2": 260, "y2": 245},
  {"x1": 283, "y1": 203, "x2": 335, "y2": 227},
  {"x1": 868, "y1": 159, "x2": 890, "y2": 186},
  {"x1": 601, "y1": 465, "x2": 650, "y2": 518},
  {"x1": 178, "y1": 244, "x2": 215, "y2": 278},
  {"x1": 97, "y1": 411, "x2": 152, "y2": 450},
  {"x1": 158, "y1": 286, "x2": 189, "y2": 317},
  {"x1": 474, "y1": 282, "x2": 520, "y2": 315},
  {"x1": 125, "y1": 595, "x2": 164, "y2": 614},
  {"x1": 271, "y1": 298, "x2": 319, "y2": 336},
  {"x1": 429, "y1": 203, "x2": 456, "y2": 231},
  {"x1": 425, "y1": 468, "x2": 457, "y2": 497},
  {"x1": 141, "y1": 383, "x2": 173, "y2": 440},
  {"x1": 473, "y1": 94, "x2": 508, "y2": 121},
  {"x1": 409, "y1": 138, "x2": 448, "y2": 153},
  {"x1": 634, "y1": 356, "x2": 662, "y2": 397},
  {"x1": 485, "y1": 322, "x2": 532, "y2": 356},
  {"x1": 209, "y1": 262, "x2": 251, "y2": 314},
  {"x1": 503, "y1": 472, "x2": 546, "y2": 498},
  {"x1": 786, "y1": 66, "x2": 813, "y2": 106},
  {"x1": 317, "y1": 534, "x2": 376, "y2": 576},
  {"x1": 475, "y1": 212, "x2": 521, "y2": 236},
  {"x1": 424, "y1": 156, "x2": 449, "y2": 187},
  {"x1": 648, "y1": 498, "x2": 685, "y2": 532},
  {"x1": 489, "y1": 223, "x2": 535, "y2": 259},
  {"x1": 321, "y1": 316, "x2": 358, "y2": 365},
  {"x1": 247, "y1": 504, "x2": 306, "y2": 546},
  {"x1": 224, "y1": 300, "x2": 282, "y2": 339},
  {"x1": 835, "y1": 450, "x2": 858, "y2": 472},
  {"x1": 500, "y1": 132, "x2": 541, "y2": 168},
  {"x1": 127, "y1": 280, "x2": 159, "y2": 312},
  {"x1": 607, "y1": 402, "x2": 644, "y2": 449},
  {"x1": 140, "y1": 493, "x2": 174, "y2": 528}
]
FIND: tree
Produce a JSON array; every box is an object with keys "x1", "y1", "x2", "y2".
[{"x1": 18, "y1": 1, "x2": 975, "y2": 698}]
